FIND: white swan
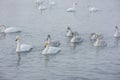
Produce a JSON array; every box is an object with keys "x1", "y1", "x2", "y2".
[
  {"x1": 0, "y1": 24, "x2": 21, "y2": 33},
  {"x1": 15, "y1": 36, "x2": 32, "y2": 52},
  {"x1": 114, "y1": 26, "x2": 120, "y2": 38},
  {"x1": 88, "y1": 5, "x2": 98, "y2": 13},
  {"x1": 44, "y1": 34, "x2": 60, "y2": 47},
  {"x1": 93, "y1": 36, "x2": 107, "y2": 47},
  {"x1": 66, "y1": 2, "x2": 77, "y2": 12},
  {"x1": 66, "y1": 27, "x2": 73, "y2": 37},
  {"x1": 70, "y1": 32, "x2": 83, "y2": 43},
  {"x1": 42, "y1": 38, "x2": 60, "y2": 54}
]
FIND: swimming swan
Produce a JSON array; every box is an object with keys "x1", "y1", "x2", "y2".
[
  {"x1": 44, "y1": 34, "x2": 60, "y2": 47},
  {"x1": 0, "y1": 24, "x2": 21, "y2": 33},
  {"x1": 70, "y1": 32, "x2": 83, "y2": 43},
  {"x1": 114, "y1": 26, "x2": 120, "y2": 38},
  {"x1": 15, "y1": 36, "x2": 32, "y2": 52},
  {"x1": 42, "y1": 40, "x2": 60, "y2": 54},
  {"x1": 66, "y1": 2, "x2": 77, "y2": 12},
  {"x1": 66, "y1": 27, "x2": 73, "y2": 37}
]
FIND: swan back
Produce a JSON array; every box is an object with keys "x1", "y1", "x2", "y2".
[
  {"x1": 5, "y1": 27, "x2": 21, "y2": 33},
  {"x1": 16, "y1": 36, "x2": 32, "y2": 52}
]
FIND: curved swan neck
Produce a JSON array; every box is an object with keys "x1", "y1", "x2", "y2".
[
  {"x1": 73, "y1": 2, "x2": 76, "y2": 8},
  {"x1": 115, "y1": 27, "x2": 119, "y2": 32},
  {"x1": 16, "y1": 39, "x2": 20, "y2": 51}
]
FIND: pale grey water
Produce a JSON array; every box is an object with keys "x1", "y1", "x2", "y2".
[{"x1": 0, "y1": 0, "x2": 120, "y2": 80}]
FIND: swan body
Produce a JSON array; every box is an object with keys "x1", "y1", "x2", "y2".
[
  {"x1": 114, "y1": 26, "x2": 120, "y2": 38},
  {"x1": 66, "y1": 2, "x2": 77, "y2": 12},
  {"x1": 16, "y1": 36, "x2": 32, "y2": 52},
  {"x1": 66, "y1": 27, "x2": 73, "y2": 37},
  {"x1": 0, "y1": 25, "x2": 21, "y2": 33},
  {"x1": 42, "y1": 46, "x2": 60, "y2": 54}
]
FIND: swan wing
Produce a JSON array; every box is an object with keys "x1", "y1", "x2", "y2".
[
  {"x1": 20, "y1": 44, "x2": 32, "y2": 52},
  {"x1": 42, "y1": 46, "x2": 60, "y2": 54},
  {"x1": 66, "y1": 8, "x2": 75, "y2": 12},
  {"x1": 5, "y1": 27, "x2": 21, "y2": 33},
  {"x1": 50, "y1": 41, "x2": 60, "y2": 47}
]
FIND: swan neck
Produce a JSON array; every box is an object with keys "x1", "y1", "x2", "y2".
[
  {"x1": 115, "y1": 28, "x2": 119, "y2": 32},
  {"x1": 47, "y1": 37, "x2": 51, "y2": 44},
  {"x1": 16, "y1": 40, "x2": 20, "y2": 51},
  {"x1": 73, "y1": 3, "x2": 75, "y2": 8}
]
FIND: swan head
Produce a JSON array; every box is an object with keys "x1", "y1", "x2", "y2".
[
  {"x1": 47, "y1": 34, "x2": 51, "y2": 39},
  {"x1": 73, "y1": 2, "x2": 77, "y2": 5},
  {"x1": 67, "y1": 27, "x2": 71, "y2": 31},
  {"x1": 15, "y1": 36, "x2": 20, "y2": 41},
  {"x1": 115, "y1": 26, "x2": 119, "y2": 29},
  {"x1": 91, "y1": 33, "x2": 96, "y2": 36}
]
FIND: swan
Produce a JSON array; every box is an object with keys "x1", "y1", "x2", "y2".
[
  {"x1": 70, "y1": 32, "x2": 83, "y2": 43},
  {"x1": 66, "y1": 27, "x2": 73, "y2": 37},
  {"x1": 93, "y1": 36, "x2": 107, "y2": 47},
  {"x1": 15, "y1": 36, "x2": 32, "y2": 52},
  {"x1": 44, "y1": 34, "x2": 60, "y2": 48},
  {"x1": 66, "y1": 2, "x2": 77, "y2": 12},
  {"x1": 42, "y1": 39, "x2": 60, "y2": 54},
  {"x1": 114, "y1": 26, "x2": 120, "y2": 38},
  {"x1": 88, "y1": 5, "x2": 98, "y2": 13},
  {"x1": 0, "y1": 24, "x2": 21, "y2": 33}
]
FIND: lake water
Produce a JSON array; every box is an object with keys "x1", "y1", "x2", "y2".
[{"x1": 0, "y1": 0, "x2": 120, "y2": 80}]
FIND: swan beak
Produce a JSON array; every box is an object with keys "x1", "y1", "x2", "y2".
[{"x1": 15, "y1": 39, "x2": 17, "y2": 41}]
